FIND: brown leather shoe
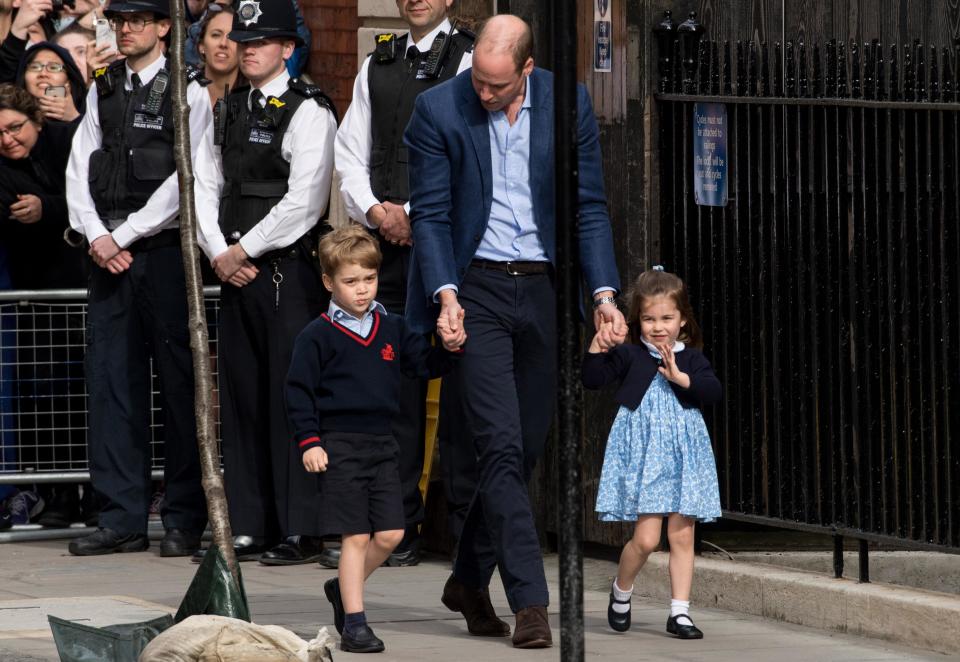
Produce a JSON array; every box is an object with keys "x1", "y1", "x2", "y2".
[
  {"x1": 440, "y1": 574, "x2": 511, "y2": 637},
  {"x1": 512, "y1": 606, "x2": 552, "y2": 649}
]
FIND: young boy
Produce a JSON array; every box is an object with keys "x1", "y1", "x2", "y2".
[{"x1": 285, "y1": 226, "x2": 465, "y2": 654}]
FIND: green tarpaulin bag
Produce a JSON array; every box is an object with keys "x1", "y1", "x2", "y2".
[
  {"x1": 174, "y1": 544, "x2": 250, "y2": 623},
  {"x1": 48, "y1": 613, "x2": 173, "y2": 662}
]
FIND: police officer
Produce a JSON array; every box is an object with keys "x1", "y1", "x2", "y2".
[
  {"x1": 65, "y1": 0, "x2": 211, "y2": 557},
  {"x1": 333, "y1": 0, "x2": 474, "y2": 568},
  {"x1": 193, "y1": 0, "x2": 338, "y2": 565}
]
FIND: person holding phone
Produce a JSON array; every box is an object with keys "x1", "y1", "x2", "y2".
[{"x1": 16, "y1": 41, "x2": 84, "y2": 122}]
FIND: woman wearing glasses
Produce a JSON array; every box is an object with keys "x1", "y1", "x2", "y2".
[{"x1": 16, "y1": 41, "x2": 85, "y2": 122}]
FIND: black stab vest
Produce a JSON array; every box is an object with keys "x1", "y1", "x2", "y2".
[
  {"x1": 88, "y1": 60, "x2": 176, "y2": 222},
  {"x1": 217, "y1": 85, "x2": 309, "y2": 239},
  {"x1": 368, "y1": 31, "x2": 473, "y2": 203}
]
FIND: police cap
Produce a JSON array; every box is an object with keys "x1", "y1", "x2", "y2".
[
  {"x1": 103, "y1": 0, "x2": 170, "y2": 19},
  {"x1": 229, "y1": 0, "x2": 302, "y2": 46}
]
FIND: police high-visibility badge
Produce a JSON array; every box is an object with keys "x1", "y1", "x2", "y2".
[
  {"x1": 94, "y1": 66, "x2": 108, "y2": 78},
  {"x1": 268, "y1": 97, "x2": 285, "y2": 109},
  {"x1": 237, "y1": 0, "x2": 263, "y2": 27}
]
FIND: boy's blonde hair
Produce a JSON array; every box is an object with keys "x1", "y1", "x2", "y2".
[{"x1": 318, "y1": 225, "x2": 382, "y2": 276}]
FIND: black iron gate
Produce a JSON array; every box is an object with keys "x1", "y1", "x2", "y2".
[{"x1": 655, "y1": 18, "x2": 960, "y2": 557}]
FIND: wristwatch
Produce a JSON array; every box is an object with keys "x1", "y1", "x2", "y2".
[{"x1": 592, "y1": 295, "x2": 617, "y2": 309}]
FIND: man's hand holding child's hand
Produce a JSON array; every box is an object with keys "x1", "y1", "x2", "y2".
[
  {"x1": 437, "y1": 309, "x2": 467, "y2": 351},
  {"x1": 589, "y1": 319, "x2": 627, "y2": 353},
  {"x1": 303, "y1": 447, "x2": 328, "y2": 473}
]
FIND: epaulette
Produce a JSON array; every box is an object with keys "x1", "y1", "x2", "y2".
[
  {"x1": 186, "y1": 65, "x2": 212, "y2": 87},
  {"x1": 373, "y1": 32, "x2": 398, "y2": 63},
  {"x1": 288, "y1": 78, "x2": 339, "y2": 124},
  {"x1": 455, "y1": 27, "x2": 476, "y2": 41}
]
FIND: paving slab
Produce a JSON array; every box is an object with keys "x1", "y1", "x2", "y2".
[{"x1": 0, "y1": 540, "x2": 949, "y2": 661}]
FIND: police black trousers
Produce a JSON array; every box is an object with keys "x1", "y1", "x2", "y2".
[
  {"x1": 375, "y1": 235, "x2": 426, "y2": 529},
  {"x1": 85, "y1": 244, "x2": 206, "y2": 536},
  {"x1": 219, "y1": 255, "x2": 326, "y2": 539},
  {"x1": 451, "y1": 266, "x2": 556, "y2": 613}
]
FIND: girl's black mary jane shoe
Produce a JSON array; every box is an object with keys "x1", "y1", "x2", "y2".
[
  {"x1": 666, "y1": 614, "x2": 703, "y2": 639},
  {"x1": 607, "y1": 592, "x2": 631, "y2": 632}
]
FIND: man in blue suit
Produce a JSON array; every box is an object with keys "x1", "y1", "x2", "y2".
[{"x1": 404, "y1": 14, "x2": 626, "y2": 648}]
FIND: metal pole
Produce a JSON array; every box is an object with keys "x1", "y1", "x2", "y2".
[{"x1": 553, "y1": 2, "x2": 584, "y2": 660}]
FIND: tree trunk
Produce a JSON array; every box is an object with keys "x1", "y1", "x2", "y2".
[{"x1": 167, "y1": 1, "x2": 240, "y2": 584}]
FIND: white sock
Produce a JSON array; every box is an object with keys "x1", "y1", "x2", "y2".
[
  {"x1": 611, "y1": 580, "x2": 632, "y2": 614},
  {"x1": 670, "y1": 599, "x2": 692, "y2": 626}
]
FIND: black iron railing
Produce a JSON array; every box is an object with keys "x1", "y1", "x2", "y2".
[{"x1": 654, "y1": 13, "x2": 960, "y2": 568}]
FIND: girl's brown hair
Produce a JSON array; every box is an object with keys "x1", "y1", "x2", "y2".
[
  {"x1": 625, "y1": 267, "x2": 703, "y2": 348},
  {"x1": 0, "y1": 83, "x2": 43, "y2": 125}
]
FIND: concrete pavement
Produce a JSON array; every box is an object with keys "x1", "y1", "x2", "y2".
[{"x1": 0, "y1": 540, "x2": 948, "y2": 661}]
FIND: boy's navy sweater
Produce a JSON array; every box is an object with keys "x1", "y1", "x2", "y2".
[
  {"x1": 581, "y1": 344, "x2": 722, "y2": 410},
  {"x1": 285, "y1": 311, "x2": 459, "y2": 453}
]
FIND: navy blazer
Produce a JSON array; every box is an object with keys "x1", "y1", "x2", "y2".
[
  {"x1": 402, "y1": 67, "x2": 621, "y2": 333},
  {"x1": 581, "y1": 344, "x2": 722, "y2": 411}
]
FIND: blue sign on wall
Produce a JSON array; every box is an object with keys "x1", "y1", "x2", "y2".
[{"x1": 693, "y1": 103, "x2": 728, "y2": 207}]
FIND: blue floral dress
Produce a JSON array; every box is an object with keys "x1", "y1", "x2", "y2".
[{"x1": 596, "y1": 370, "x2": 721, "y2": 522}]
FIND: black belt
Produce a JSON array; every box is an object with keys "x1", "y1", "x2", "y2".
[
  {"x1": 470, "y1": 259, "x2": 552, "y2": 275},
  {"x1": 128, "y1": 229, "x2": 180, "y2": 253}
]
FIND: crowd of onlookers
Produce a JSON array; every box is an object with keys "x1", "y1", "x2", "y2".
[{"x1": 0, "y1": 0, "x2": 309, "y2": 531}]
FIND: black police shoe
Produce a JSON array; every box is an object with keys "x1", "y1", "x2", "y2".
[
  {"x1": 191, "y1": 536, "x2": 274, "y2": 563},
  {"x1": 37, "y1": 487, "x2": 82, "y2": 528},
  {"x1": 68, "y1": 528, "x2": 149, "y2": 556},
  {"x1": 666, "y1": 613, "x2": 704, "y2": 639},
  {"x1": 607, "y1": 591, "x2": 631, "y2": 632},
  {"x1": 160, "y1": 528, "x2": 203, "y2": 557},
  {"x1": 260, "y1": 535, "x2": 324, "y2": 565},
  {"x1": 341, "y1": 623, "x2": 385, "y2": 654},
  {"x1": 383, "y1": 531, "x2": 420, "y2": 567},
  {"x1": 324, "y1": 577, "x2": 346, "y2": 635},
  {"x1": 317, "y1": 544, "x2": 341, "y2": 569}
]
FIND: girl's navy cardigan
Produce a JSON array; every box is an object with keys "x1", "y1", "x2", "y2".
[{"x1": 581, "y1": 344, "x2": 722, "y2": 410}]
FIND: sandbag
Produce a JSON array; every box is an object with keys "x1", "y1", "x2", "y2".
[{"x1": 138, "y1": 615, "x2": 334, "y2": 662}]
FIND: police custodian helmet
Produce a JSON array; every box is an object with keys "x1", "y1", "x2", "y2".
[
  {"x1": 229, "y1": 0, "x2": 303, "y2": 46},
  {"x1": 103, "y1": 0, "x2": 170, "y2": 18}
]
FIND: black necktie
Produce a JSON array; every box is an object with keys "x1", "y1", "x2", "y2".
[
  {"x1": 250, "y1": 89, "x2": 264, "y2": 110},
  {"x1": 131, "y1": 73, "x2": 142, "y2": 90},
  {"x1": 406, "y1": 45, "x2": 420, "y2": 61}
]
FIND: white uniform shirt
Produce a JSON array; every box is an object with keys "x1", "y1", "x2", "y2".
[
  {"x1": 65, "y1": 54, "x2": 213, "y2": 248},
  {"x1": 335, "y1": 18, "x2": 472, "y2": 226},
  {"x1": 194, "y1": 69, "x2": 337, "y2": 261}
]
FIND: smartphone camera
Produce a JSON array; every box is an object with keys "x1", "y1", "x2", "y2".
[{"x1": 51, "y1": 0, "x2": 77, "y2": 12}]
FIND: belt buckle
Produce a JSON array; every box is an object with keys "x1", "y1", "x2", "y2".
[{"x1": 505, "y1": 261, "x2": 522, "y2": 276}]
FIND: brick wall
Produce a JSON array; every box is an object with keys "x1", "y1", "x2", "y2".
[{"x1": 300, "y1": 0, "x2": 361, "y2": 118}]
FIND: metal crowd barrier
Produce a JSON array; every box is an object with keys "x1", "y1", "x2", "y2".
[{"x1": 0, "y1": 288, "x2": 221, "y2": 535}]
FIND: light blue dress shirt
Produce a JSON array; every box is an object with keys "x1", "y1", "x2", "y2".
[
  {"x1": 328, "y1": 300, "x2": 387, "y2": 338},
  {"x1": 475, "y1": 78, "x2": 548, "y2": 263}
]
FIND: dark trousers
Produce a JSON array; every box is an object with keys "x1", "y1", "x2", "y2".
[
  {"x1": 452, "y1": 266, "x2": 557, "y2": 612},
  {"x1": 219, "y1": 255, "x2": 326, "y2": 539},
  {"x1": 438, "y1": 375, "x2": 475, "y2": 541},
  {"x1": 375, "y1": 234, "x2": 426, "y2": 528},
  {"x1": 85, "y1": 244, "x2": 206, "y2": 536}
]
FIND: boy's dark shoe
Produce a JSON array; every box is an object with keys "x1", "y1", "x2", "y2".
[
  {"x1": 383, "y1": 531, "x2": 419, "y2": 567},
  {"x1": 324, "y1": 578, "x2": 345, "y2": 635},
  {"x1": 68, "y1": 528, "x2": 149, "y2": 556},
  {"x1": 191, "y1": 536, "x2": 273, "y2": 563},
  {"x1": 607, "y1": 591, "x2": 631, "y2": 632},
  {"x1": 341, "y1": 623, "x2": 385, "y2": 653},
  {"x1": 260, "y1": 535, "x2": 324, "y2": 565},
  {"x1": 160, "y1": 528, "x2": 202, "y2": 557},
  {"x1": 317, "y1": 545, "x2": 341, "y2": 569},
  {"x1": 440, "y1": 574, "x2": 510, "y2": 637},
  {"x1": 512, "y1": 606, "x2": 552, "y2": 649},
  {"x1": 37, "y1": 488, "x2": 81, "y2": 528},
  {"x1": 666, "y1": 614, "x2": 703, "y2": 639}
]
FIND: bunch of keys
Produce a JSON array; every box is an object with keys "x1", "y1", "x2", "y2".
[{"x1": 272, "y1": 261, "x2": 284, "y2": 311}]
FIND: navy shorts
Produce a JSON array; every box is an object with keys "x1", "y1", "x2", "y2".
[{"x1": 317, "y1": 431, "x2": 405, "y2": 535}]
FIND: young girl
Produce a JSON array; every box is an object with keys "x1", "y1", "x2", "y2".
[{"x1": 582, "y1": 266, "x2": 721, "y2": 640}]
